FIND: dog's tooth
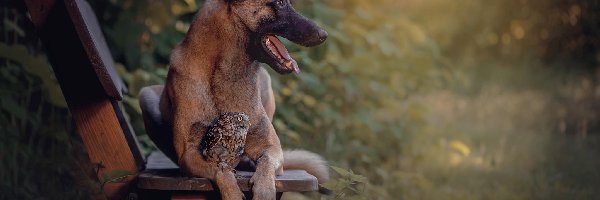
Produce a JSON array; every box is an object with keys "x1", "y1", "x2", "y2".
[{"x1": 285, "y1": 59, "x2": 299, "y2": 73}]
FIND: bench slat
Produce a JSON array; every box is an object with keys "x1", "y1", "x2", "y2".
[
  {"x1": 138, "y1": 151, "x2": 319, "y2": 192},
  {"x1": 65, "y1": 0, "x2": 125, "y2": 101}
]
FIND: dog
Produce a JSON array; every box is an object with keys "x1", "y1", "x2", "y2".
[{"x1": 156, "y1": 0, "x2": 329, "y2": 199}]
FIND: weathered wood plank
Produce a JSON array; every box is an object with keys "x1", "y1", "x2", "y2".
[
  {"x1": 70, "y1": 100, "x2": 139, "y2": 198},
  {"x1": 171, "y1": 194, "x2": 209, "y2": 200},
  {"x1": 64, "y1": 0, "x2": 126, "y2": 100},
  {"x1": 138, "y1": 151, "x2": 319, "y2": 192}
]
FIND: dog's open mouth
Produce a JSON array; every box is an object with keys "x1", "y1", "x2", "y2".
[{"x1": 262, "y1": 35, "x2": 300, "y2": 74}]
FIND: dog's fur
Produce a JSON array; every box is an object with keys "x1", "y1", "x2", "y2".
[{"x1": 158, "y1": 0, "x2": 328, "y2": 199}]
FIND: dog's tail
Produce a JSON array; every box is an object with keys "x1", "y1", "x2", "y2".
[{"x1": 283, "y1": 149, "x2": 329, "y2": 184}]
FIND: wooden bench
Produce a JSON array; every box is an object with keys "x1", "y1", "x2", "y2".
[{"x1": 24, "y1": 0, "x2": 319, "y2": 199}]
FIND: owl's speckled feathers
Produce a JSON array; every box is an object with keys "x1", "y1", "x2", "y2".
[{"x1": 198, "y1": 112, "x2": 250, "y2": 170}]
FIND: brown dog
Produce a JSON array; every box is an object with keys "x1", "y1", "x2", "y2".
[{"x1": 156, "y1": 0, "x2": 329, "y2": 199}]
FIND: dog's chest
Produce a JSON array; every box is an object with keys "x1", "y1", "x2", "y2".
[{"x1": 210, "y1": 73, "x2": 262, "y2": 113}]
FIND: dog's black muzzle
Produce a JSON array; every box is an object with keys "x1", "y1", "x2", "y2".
[
  {"x1": 260, "y1": 3, "x2": 328, "y2": 47},
  {"x1": 249, "y1": 0, "x2": 327, "y2": 74}
]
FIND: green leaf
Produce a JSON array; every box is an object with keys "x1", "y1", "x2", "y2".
[
  {"x1": 330, "y1": 166, "x2": 352, "y2": 177},
  {"x1": 101, "y1": 169, "x2": 134, "y2": 187},
  {"x1": 0, "y1": 97, "x2": 28, "y2": 120},
  {"x1": 349, "y1": 173, "x2": 367, "y2": 183},
  {"x1": 124, "y1": 96, "x2": 142, "y2": 114},
  {"x1": 321, "y1": 180, "x2": 338, "y2": 190},
  {"x1": 0, "y1": 43, "x2": 67, "y2": 108},
  {"x1": 3, "y1": 19, "x2": 25, "y2": 37}
]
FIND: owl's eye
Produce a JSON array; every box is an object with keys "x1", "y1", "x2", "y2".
[
  {"x1": 270, "y1": 0, "x2": 285, "y2": 9},
  {"x1": 237, "y1": 116, "x2": 243, "y2": 121}
]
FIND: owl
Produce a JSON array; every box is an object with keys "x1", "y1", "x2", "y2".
[{"x1": 198, "y1": 112, "x2": 250, "y2": 170}]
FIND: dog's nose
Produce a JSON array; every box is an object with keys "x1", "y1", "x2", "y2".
[{"x1": 318, "y1": 29, "x2": 328, "y2": 42}]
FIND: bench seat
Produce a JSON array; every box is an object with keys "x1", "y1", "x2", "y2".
[{"x1": 138, "y1": 151, "x2": 319, "y2": 192}]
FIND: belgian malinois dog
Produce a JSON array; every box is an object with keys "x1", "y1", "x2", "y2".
[{"x1": 157, "y1": 0, "x2": 329, "y2": 199}]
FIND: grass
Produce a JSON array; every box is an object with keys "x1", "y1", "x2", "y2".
[{"x1": 283, "y1": 63, "x2": 600, "y2": 200}]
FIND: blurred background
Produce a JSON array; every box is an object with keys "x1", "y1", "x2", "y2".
[{"x1": 2, "y1": 0, "x2": 600, "y2": 199}]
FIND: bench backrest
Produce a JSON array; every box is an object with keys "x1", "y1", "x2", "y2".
[{"x1": 24, "y1": 0, "x2": 144, "y2": 198}]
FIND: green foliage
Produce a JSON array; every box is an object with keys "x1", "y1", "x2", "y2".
[
  {"x1": 322, "y1": 166, "x2": 369, "y2": 199},
  {"x1": 0, "y1": 52, "x2": 93, "y2": 198},
  {"x1": 3, "y1": 0, "x2": 600, "y2": 199},
  {"x1": 0, "y1": 4, "x2": 104, "y2": 199},
  {"x1": 0, "y1": 43, "x2": 67, "y2": 108}
]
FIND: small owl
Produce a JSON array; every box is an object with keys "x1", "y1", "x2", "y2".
[{"x1": 198, "y1": 112, "x2": 250, "y2": 170}]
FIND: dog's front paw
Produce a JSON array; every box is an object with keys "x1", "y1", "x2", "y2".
[
  {"x1": 252, "y1": 183, "x2": 276, "y2": 200},
  {"x1": 250, "y1": 172, "x2": 276, "y2": 200}
]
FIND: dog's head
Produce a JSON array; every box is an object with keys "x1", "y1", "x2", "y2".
[{"x1": 227, "y1": 0, "x2": 328, "y2": 74}]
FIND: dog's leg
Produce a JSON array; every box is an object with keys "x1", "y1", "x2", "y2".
[
  {"x1": 176, "y1": 118, "x2": 244, "y2": 199},
  {"x1": 173, "y1": 114, "x2": 219, "y2": 179},
  {"x1": 169, "y1": 108, "x2": 219, "y2": 184},
  {"x1": 167, "y1": 78, "x2": 220, "y2": 176},
  {"x1": 257, "y1": 67, "x2": 275, "y2": 121},
  {"x1": 250, "y1": 148, "x2": 283, "y2": 200},
  {"x1": 216, "y1": 169, "x2": 245, "y2": 200},
  {"x1": 245, "y1": 117, "x2": 284, "y2": 200}
]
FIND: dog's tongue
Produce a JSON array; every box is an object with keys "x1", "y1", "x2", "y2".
[{"x1": 266, "y1": 35, "x2": 300, "y2": 73}]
